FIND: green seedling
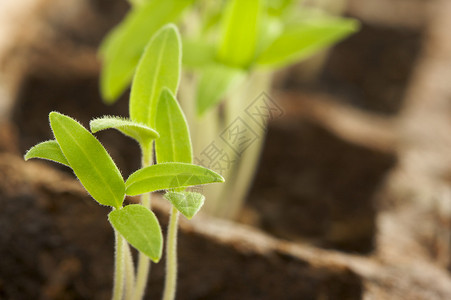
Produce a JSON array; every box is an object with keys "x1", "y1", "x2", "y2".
[
  {"x1": 92, "y1": 23, "x2": 181, "y2": 300},
  {"x1": 25, "y1": 112, "x2": 222, "y2": 300},
  {"x1": 93, "y1": 23, "x2": 224, "y2": 299},
  {"x1": 24, "y1": 112, "x2": 162, "y2": 300},
  {"x1": 98, "y1": 0, "x2": 359, "y2": 220}
]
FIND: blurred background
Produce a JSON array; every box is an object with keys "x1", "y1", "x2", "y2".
[{"x1": 1, "y1": 0, "x2": 450, "y2": 299}]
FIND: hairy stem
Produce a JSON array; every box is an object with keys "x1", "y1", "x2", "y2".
[
  {"x1": 124, "y1": 243, "x2": 135, "y2": 300},
  {"x1": 133, "y1": 144, "x2": 153, "y2": 300},
  {"x1": 162, "y1": 206, "x2": 179, "y2": 300},
  {"x1": 112, "y1": 229, "x2": 125, "y2": 300}
]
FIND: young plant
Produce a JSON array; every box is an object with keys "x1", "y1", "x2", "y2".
[
  {"x1": 99, "y1": 0, "x2": 359, "y2": 220},
  {"x1": 92, "y1": 23, "x2": 224, "y2": 299},
  {"x1": 24, "y1": 112, "x2": 163, "y2": 300},
  {"x1": 92, "y1": 23, "x2": 181, "y2": 299},
  {"x1": 25, "y1": 111, "x2": 222, "y2": 299}
]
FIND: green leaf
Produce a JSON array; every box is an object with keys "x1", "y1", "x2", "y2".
[
  {"x1": 164, "y1": 191, "x2": 205, "y2": 219},
  {"x1": 49, "y1": 112, "x2": 125, "y2": 208},
  {"x1": 182, "y1": 39, "x2": 216, "y2": 69},
  {"x1": 217, "y1": 0, "x2": 262, "y2": 68},
  {"x1": 266, "y1": 0, "x2": 297, "y2": 17},
  {"x1": 90, "y1": 116, "x2": 159, "y2": 145},
  {"x1": 155, "y1": 88, "x2": 192, "y2": 164},
  {"x1": 196, "y1": 64, "x2": 246, "y2": 117},
  {"x1": 256, "y1": 17, "x2": 359, "y2": 69},
  {"x1": 109, "y1": 205, "x2": 163, "y2": 262},
  {"x1": 24, "y1": 140, "x2": 69, "y2": 167},
  {"x1": 129, "y1": 24, "x2": 182, "y2": 127},
  {"x1": 125, "y1": 162, "x2": 224, "y2": 196},
  {"x1": 99, "y1": 1, "x2": 191, "y2": 103}
]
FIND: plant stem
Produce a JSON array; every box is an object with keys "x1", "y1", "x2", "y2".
[
  {"x1": 162, "y1": 206, "x2": 179, "y2": 300},
  {"x1": 217, "y1": 71, "x2": 272, "y2": 219},
  {"x1": 133, "y1": 144, "x2": 153, "y2": 300},
  {"x1": 124, "y1": 243, "x2": 135, "y2": 300},
  {"x1": 112, "y1": 229, "x2": 125, "y2": 300}
]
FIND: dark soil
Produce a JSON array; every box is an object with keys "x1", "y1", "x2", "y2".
[
  {"x1": 248, "y1": 120, "x2": 396, "y2": 254},
  {"x1": 0, "y1": 159, "x2": 363, "y2": 299}
]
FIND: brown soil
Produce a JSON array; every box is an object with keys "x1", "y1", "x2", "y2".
[
  {"x1": 0, "y1": 155, "x2": 363, "y2": 300},
  {"x1": 248, "y1": 120, "x2": 396, "y2": 253}
]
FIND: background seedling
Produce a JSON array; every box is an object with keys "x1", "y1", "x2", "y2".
[{"x1": 99, "y1": 0, "x2": 359, "y2": 220}]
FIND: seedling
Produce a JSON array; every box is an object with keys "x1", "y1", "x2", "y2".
[
  {"x1": 92, "y1": 23, "x2": 180, "y2": 300},
  {"x1": 91, "y1": 23, "x2": 224, "y2": 299},
  {"x1": 25, "y1": 24, "x2": 224, "y2": 300},
  {"x1": 99, "y1": 0, "x2": 359, "y2": 219},
  {"x1": 25, "y1": 111, "x2": 222, "y2": 299},
  {"x1": 101, "y1": 0, "x2": 358, "y2": 112},
  {"x1": 24, "y1": 112, "x2": 162, "y2": 300}
]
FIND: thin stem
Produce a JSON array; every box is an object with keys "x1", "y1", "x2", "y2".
[
  {"x1": 112, "y1": 229, "x2": 125, "y2": 300},
  {"x1": 133, "y1": 144, "x2": 153, "y2": 300},
  {"x1": 124, "y1": 243, "x2": 135, "y2": 300},
  {"x1": 162, "y1": 206, "x2": 179, "y2": 300},
  {"x1": 216, "y1": 71, "x2": 272, "y2": 219}
]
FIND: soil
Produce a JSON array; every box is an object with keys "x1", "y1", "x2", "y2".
[
  {"x1": 248, "y1": 120, "x2": 396, "y2": 253},
  {"x1": 0, "y1": 155, "x2": 363, "y2": 300}
]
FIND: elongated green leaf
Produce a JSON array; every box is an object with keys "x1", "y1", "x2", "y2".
[
  {"x1": 49, "y1": 112, "x2": 125, "y2": 208},
  {"x1": 182, "y1": 39, "x2": 216, "y2": 69},
  {"x1": 196, "y1": 64, "x2": 246, "y2": 117},
  {"x1": 109, "y1": 205, "x2": 163, "y2": 262},
  {"x1": 125, "y1": 162, "x2": 224, "y2": 196},
  {"x1": 90, "y1": 116, "x2": 159, "y2": 145},
  {"x1": 164, "y1": 191, "x2": 205, "y2": 219},
  {"x1": 129, "y1": 24, "x2": 182, "y2": 127},
  {"x1": 99, "y1": 0, "x2": 191, "y2": 103},
  {"x1": 256, "y1": 17, "x2": 359, "y2": 69},
  {"x1": 24, "y1": 140, "x2": 69, "y2": 167},
  {"x1": 155, "y1": 88, "x2": 192, "y2": 164},
  {"x1": 217, "y1": 0, "x2": 262, "y2": 68}
]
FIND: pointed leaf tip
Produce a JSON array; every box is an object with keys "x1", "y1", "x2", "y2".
[
  {"x1": 164, "y1": 191, "x2": 205, "y2": 219},
  {"x1": 129, "y1": 22, "x2": 182, "y2": 127},
  {"x1": 24, "y1": 140, "x2": 70, "y2": 167}
]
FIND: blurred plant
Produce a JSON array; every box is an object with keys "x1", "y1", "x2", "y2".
[
  {"x1": 25, "y1": 24, "x2": 223, "y2": 300},
  {"x1": 99, "y1": 0, "x2": 359, "y2": 219}
]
